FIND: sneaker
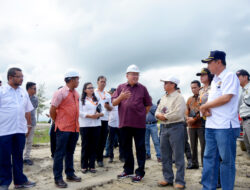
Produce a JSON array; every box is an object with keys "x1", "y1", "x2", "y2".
[
  {"x1": 97, "y1": 161, "x2": 104, "y2": 167},
  {"x1": 132, "y1": 175, "x2": 143, "y2": 183},
  {"x1": 15, "y1": 181, "x2": 36, "y2": 189},
  {"x1": 23, "y1": 159, "x2": 33, "y2": 166},
  {"x1": 117, "y1": 172, "x2": 133, "y2": 179}
]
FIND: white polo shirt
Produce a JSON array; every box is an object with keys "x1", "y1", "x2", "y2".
[
  {"x1": 94, "y1": 89, "x2": 111, "y2": 121},
  {"x1": 108, "y1": 105, "x2": 119, "y2": 128},
  {"x1": 206, "y1": 69, "x2": 240, "y2": 129},
  {"x1": 0, "y1": 84, "x2": 34, "y2": 136}
]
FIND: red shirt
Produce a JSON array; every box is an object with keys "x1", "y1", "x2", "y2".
[{"x1": 112, "y1": 82, "x2": 152, "y2": 128}]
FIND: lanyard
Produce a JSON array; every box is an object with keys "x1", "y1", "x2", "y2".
[
  {"x1": 97, "y1": 90, "x2": 106, "y2": 100},
  {"x1": 86, "y1": 97, "x2": 97, "y2": 105}
]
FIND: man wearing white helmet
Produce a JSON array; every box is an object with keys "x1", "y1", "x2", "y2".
[
  {"x1": 156, "y1": 76, "x2": 186, "y2": 189},
  {"x1": 50, "y1": 70, "x2": 81, "y2": 188},
  {"x1": 112, "y1": 64, "x2": 152, "y2": 182}
]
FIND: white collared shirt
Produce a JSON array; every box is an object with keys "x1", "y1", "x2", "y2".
[
  {"x1": 94, "y1": 89, "x2": 111, "y2": 121},
  {"x1": 239, "y1": 82, "x2": 250, "y2": 118},
  {"x1": 206, "y1": 69, "x2": 240, "y2": 129},
  {"x1": 79, "y1": 98, "x2": 102, "y2": 127},
  {"x1": 108, "y1": 105, "x2": 119, "y2": 128},
  {"x1": 0, "y1": 84, "x2": 34, "y2": 136}
]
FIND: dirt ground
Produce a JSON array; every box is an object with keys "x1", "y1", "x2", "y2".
[{"x1": 9, "y1": 138, "x2": 250, "y2": 190}]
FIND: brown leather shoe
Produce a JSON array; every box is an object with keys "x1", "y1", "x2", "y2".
[
  {"x1": 175, "y1": 184, "x2": 185, "y2": 189},
  {"x1": 66, "y1": 174, "x2": 81, "y2": 182},
  {"x1": 158, "y1": 180, "x2": 173, "y2": 187}
]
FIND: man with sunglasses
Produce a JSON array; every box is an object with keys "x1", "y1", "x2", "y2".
[
  {"x1": 23, "y1": 82, "x2": 38, "y2": 166},
  {"x1": 0, "y1": 68, "x2": 36, "y2": 190},
  {"x1": 156, "y1": 76, "x2": 186, "y2": 189}
]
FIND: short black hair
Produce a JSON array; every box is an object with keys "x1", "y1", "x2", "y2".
[
  {"x1": 7, "y1": 67, "x2": 22, "y2": 81},
  {"x1": 97, "y1": 75, "x2": 106, "y2": 82},
  {"x1": 26, "y1": 82, "x2": 36, "y2": 90},
  {"x1": 215, "y1": 59, "x2": 226, "y2": 66},
  {"x1": 191, "y1": 80, "x2": 201, "y2": 87}
]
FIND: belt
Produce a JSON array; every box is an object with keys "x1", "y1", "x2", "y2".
[
  {"x1": 162, "y1": 122, "x2": 184, "y2": 128},
  {"x1": 242, "y1": 116, "x2": 250, "y2": 121},
  {"x1": 146, "y1": 121, "x2": 157, "y2": 124}
]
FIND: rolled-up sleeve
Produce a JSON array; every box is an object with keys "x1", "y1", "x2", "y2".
[{"x1": 25, "y1": 94, "x2": 34, "y2": 113}]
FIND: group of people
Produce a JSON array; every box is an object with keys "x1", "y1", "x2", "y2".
[{"x1": 0, "y1": 50, "x2": 249, "y2": 190}]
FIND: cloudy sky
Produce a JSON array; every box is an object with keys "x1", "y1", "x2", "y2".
[{"x1": 0, "y1": 0, "x2": 250, "y2": 119}]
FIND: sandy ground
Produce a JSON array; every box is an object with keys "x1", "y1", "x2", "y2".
[{"x1": 9, "y1": 127, "x2": 250, "y2": 190}]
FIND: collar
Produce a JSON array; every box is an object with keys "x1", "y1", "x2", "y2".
[
  {"x1": 6, "y1": 83, "x2": 21, "y2": 91},
  {"x1": 243, "y1": 82, "x2": 250, "y2": 91},
  {"x1": 166, "y1": 90, "x2": 178, "y2": 97},
  {"x1": 126, "y1": 82, "x2": 138, "y2": 87},
  {"x1": 214, "y1": 68, "x2": 227, "y2": 82}
]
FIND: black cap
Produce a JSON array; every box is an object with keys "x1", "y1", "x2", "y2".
[
  {"x1": 196, "y1": 68, "x2": 211, "y2": 76},
  {"x1": 236, "y1": 69, "x2": 249, "y2": 78},
  {"x1": 201, "y1": 50, "x2": 226, "y2": 63}
]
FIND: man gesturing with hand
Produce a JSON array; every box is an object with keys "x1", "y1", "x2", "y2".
[{"x1": 112, "y1": 65, "x2": 152, "y2": 183}]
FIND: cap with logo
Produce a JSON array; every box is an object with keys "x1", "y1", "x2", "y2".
[
  {"x1": 236, "y1": 69, "x2": 249, "y2": 79},
  {"x1": 64, "y1": 70, "x2": 80, "y2": 79},
  {"x1": 126, "y1": 65, "x2": 140, "y2": 73},
  {"x1": 196, "y1": 68, "x2": 211, "y2": 76},
  {"x1": 201, "y1": 50, "x2": 226, "y2": 63},
  {"x1": 160, "y1": 76, "x2": 180, "y2": 86}
]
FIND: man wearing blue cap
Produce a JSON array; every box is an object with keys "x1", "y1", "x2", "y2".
[{"x1": 200, "y1": 51, "x2": 240, "y2": 190}]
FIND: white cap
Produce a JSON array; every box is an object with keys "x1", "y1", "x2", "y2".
[
  {"x1": 64, "y1": 70, "x2": 80, "y2": 79},
  {"x1": 160, "y1": 76, "x2": 180, "y2": 85},
  {"x1": 126, "y1": 64, "x2": 140, "y2": 73}
]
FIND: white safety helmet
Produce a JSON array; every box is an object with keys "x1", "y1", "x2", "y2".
[
  {"x1": 160, "y1": 76, "x2": 180, "y2": 86},
  {"x1": 64, "y1": 70, "x2": 80, "y2": 79},
  {"x1": 126, "y1": 64, "x2": 140, "y2": 73}
]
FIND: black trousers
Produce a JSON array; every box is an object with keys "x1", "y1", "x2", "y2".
[
  {"x1": 50, "y1": 123, "x2": 56, "y2": 158},
  {"x1": 108, "y1": 127, "x2": 124, "y2": 159},
  {"x1": 188, "y1": 127, "x2": 205, "y2": 167},
  {"x1": 96, "y1": 121, "x2": 109, "y2": 162},
  {"x1": 53, "y1": 129, "x2": 79, "y2": 181},
  {"x1": 121, "y1": 127, "x2": 146, "y2": 177},
  {"x1": 80, "y1": 127, "x2": 101, "y2": 169}
]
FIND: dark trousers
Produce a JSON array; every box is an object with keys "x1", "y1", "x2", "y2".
[
  {"x1": 184, "y1": 124, "x2": 192, "y2": 161},
  {"x1": 121, "y1": 127, "x2": 146, "y2": 177},
  {"x1": 80, "y1": 127, "x2": 101, "y2": 169},
  {"x1": 189, "y1": 127, "x2": 205, "y2": 167},
  {"x1": 108, "y1": 127, "x2": 124, "y2": 159},
  {"x1": 53, "y1": 129, "x2": 79, "y2": 181},
  {"x1": 0, "y1": 134, "x2": 27, "y2": 186},
  {"x1": 96, "y1": 120, "x2": 109, "y2": 162},
  {"x1": 50, "y1": 123, "x2": 56, "y2": 158}
]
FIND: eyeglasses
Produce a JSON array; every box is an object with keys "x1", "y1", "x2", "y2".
[
  {"x1": 86, "y1": 87, "x2": 94, "y2": 90},
  {"x1": 13, "y1": 75, "x2": 24, "y2": 79}
]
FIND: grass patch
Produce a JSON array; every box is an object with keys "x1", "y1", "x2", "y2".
[{"x1": 33, "y1": 127, "x2": 50, "y2": 144}]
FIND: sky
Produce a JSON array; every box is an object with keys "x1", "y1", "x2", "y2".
[{"x1": 0, "y1": 0, "x2": 250, "y2": 120}]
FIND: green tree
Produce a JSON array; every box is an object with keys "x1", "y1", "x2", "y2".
[{"x1": 36, "y1": 83, "x2": 48, "y2": 122}]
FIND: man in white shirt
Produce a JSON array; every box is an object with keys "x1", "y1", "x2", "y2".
[
  {"x1": 200, "y1": 51, "x2": 240, "y2": 190},
  {"x1": 237, "y1": 69, "x2": 250, "y2": 156},
  {"x1": 0, "y1": 68, "x2": 36, "y2": 190},
  {"x1": 94, "y1": 76, "x2": 113, "y2": 167}
]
